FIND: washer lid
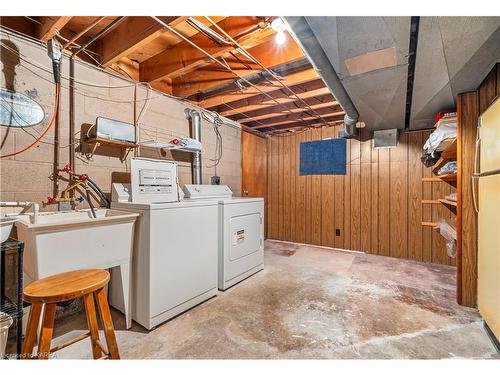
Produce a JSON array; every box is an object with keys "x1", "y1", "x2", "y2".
[{"x1": 112, "y1": 199, "x2": 219, "y2": 210}]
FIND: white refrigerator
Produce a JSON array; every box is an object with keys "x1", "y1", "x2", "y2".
[{"x1": 477, "y1": 97, "x2": 500, "y2": 344}]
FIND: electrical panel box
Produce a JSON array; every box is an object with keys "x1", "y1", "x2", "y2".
[
  {"x1": 373, "y1": 129, "x2": 399, "y2": 148},
  {"x1": 130, "y1": 158, "x2": 179, "y2": 203},
  {"x1": 89, "y1": 117, "x2": 136, "y2": 144}
]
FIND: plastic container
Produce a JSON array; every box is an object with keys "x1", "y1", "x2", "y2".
[
  {"x1": 1, "y1": 217, "x2": 17, "y2": 243},
  {"x1": 0, "y1": 312, "x2": 13, "y2": 358},
  {"x1": 438, "y1": 219, "x2": 457, "y2": 258}
]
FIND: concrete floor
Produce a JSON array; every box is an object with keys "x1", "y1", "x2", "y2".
[{"x1": 30, "y1": 241, "x2": 500, "y2": 359}]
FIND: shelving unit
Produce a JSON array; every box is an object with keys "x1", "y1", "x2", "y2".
[
  {"x1": 140, "y1": 140, "x2": 201, "y2": 154},
  {"x1": 421, "y1": 124, "x2": 463, "y2": 305},
  {"x1": 85, "y1": 137, "x2": 139, "y2": 162},
  {"x1": 439, "y1": 198, "x2": 458, "y2": 207},
  {"x1": 1, "y1": 238, "x2": 24, "y2": 359},
  {"x1": 421, "y1": 135, "x2": 458, "y2": 229}
]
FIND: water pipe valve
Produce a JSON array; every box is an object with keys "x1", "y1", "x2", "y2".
[{"x1": 61, "y1": 164, "x2": 72, "y2": 173}]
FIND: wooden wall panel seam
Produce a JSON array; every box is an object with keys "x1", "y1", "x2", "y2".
[{"x1": 265, "y1": 126, "x2": 452, "y2": 266}]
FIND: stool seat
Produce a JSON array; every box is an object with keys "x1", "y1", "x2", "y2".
[
  {"x1": 22, "y1": 269, "x2": 119, "y2": 359},
  {"x1": 24, "y1": 269, "x2": 110, "y2": 304}
]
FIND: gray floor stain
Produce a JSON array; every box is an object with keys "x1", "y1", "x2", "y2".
[{"x1": 18, "y1": 240, "x2": 499, "y2": 359}]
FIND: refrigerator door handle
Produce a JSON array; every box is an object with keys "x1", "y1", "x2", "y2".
[{"x1": 473, "y1": 168, "x2": 500, "y2": 178}]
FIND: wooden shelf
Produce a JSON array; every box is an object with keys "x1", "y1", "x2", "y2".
[
  {"x1": 86, "y1": 137, "x2": 139, "y2": 149},
  {"x1": 439, "y1": 198, "x2": 458, "y2": 207},
  {"x1": 438, "y1": 173, "x2": 457, "y2": 182},
  {"x1": 422, "y1": 199, "x2": 440, "y2": 204},
  {"x1": 85, "y1": 137, "x2": 138, "y2": 162},
  {"x1": 433, "y1": 139, "x2": 457, "y2": 173},
  {"x1": 422, "y1": 221, "x2": 439, "y2": 230},
  {"x1": 422, "y1": 173, "x2": 457, "y2": 182}
]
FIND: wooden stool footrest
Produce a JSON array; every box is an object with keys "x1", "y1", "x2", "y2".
[{"x1": 50, "y1": 332, "x2": 91, "y2": 353}]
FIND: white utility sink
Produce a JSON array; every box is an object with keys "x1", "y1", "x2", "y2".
[{"x1": 15, "y1": 208, "x2": 139, "y2": 328}]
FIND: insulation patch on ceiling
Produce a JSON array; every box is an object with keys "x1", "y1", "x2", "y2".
[{"x1": 344, "y1": 47, "x2": 397, "y2": 76}]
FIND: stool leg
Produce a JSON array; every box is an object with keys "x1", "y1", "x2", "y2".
[
  {"x1": 22, "y1": 302, "x2": 42, "y2": 359},
  {"x1": 37, "y1": 303, "x2": 57, "y2": 359},
  {"x1": 83, "y1": 293, "x2": 103, "y2": 359},
  {"x1": 95, "y1": 288, "x2": 120, "y2": 359}
]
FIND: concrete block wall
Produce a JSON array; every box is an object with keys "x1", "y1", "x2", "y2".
[{"x1": 0, "y1": 30, "x2": 242, "y2": 213}]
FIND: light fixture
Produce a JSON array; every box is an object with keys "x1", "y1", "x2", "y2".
[
  {"x1": 271, "y1": 18, "x2": 287, "y2": 32},
  {"x1": 275, "y1": 30, "x2": 286, "y2": 45},
  {"x1": 271, "y1": 18, "x2": 288, "y2": 45}
]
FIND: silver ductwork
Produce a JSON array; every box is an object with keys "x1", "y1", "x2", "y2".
[
  {"x1": 338, "y1": 114, "x2": 359, "y2": 138},
  {"x1": 285, "y1": 16, "x2": 359, "y2": 138},
  {"x1": 185, "y1": 108, "x2": 202, "y2": 185}
]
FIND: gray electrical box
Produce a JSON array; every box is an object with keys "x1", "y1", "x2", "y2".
[{"x1": 373, "y1": 129, "x2": 399, "y2": 148}]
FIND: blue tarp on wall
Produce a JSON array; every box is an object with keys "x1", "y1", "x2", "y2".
[{"x1": 299, "y1": 138, "x2": 346, "y2": 175}]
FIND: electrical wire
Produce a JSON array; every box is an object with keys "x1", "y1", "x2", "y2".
[
  {"x1": 201, "y1": 111, "x2": 224, "y2": 168},
  {"x1": 0, "y1": 30, "x2": 243, "y2": 147},
  {"x1": 0, "y1": 101, "x2": 80, "y2": 149},
  {"x1": 1, "y1": 83, "x2": 61, "y2": 158},
  {"x1": 150, "y1": 17, "x2": 321, "y2": 127},
  {"x1": 203, "y1": 16, "x2": 329, "y2": 127}
]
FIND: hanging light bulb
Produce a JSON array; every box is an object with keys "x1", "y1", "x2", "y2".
[
  {"x1": 271, "y1": 18, "x2": 287, "y2": 32},
  {"x1": 275, "y1": 30, "x2": 286, "y2": 45}
]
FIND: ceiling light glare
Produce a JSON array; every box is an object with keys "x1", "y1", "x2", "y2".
[
  {"x1": 271, "y1": 18, "x2": 287, "y2": 32},
  {"x1": 276, "y1": 30, "x2": 286, "y2": 45}
]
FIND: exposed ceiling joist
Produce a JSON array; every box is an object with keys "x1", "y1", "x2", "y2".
[
  {"x1": 171, "y1": 35, "x2": 305, "y2": 97},
  {"x1": 192, "y1": 57, "x2": 311, "y2": 101},
  {"x1": 139, "y1": 17, "x2": 274, "y2": 82},
  {"x1": 270, "y1": 120, "x2": 345, "y2": 133},
  {"x1": 36, "y1": 16, "x2": 73, "y2": 42},
  {"x1": 246, "y1": 106, "x2": 343, "y2": 128},
  {"x1": 228, "y1": 92, "x2": 335, "y2": 121},
  {"x1": 100, "y1": 16, "x2": 187, "y2": 67},
  {"x1": 220, "y1": 87, "x2": 331, "y2": 118},
  {"x1": 205, "y1": 75, "x2": 326, "y2": 113},
  {"x1": 238, "y1": 100, "x2": 339, "y2": 124},
  {"x1": 198, "y1": 68, "x2": 325, "y2": 112},
  {"x1": 254, "y1": 113, "x2": 345, "y2": 131}
]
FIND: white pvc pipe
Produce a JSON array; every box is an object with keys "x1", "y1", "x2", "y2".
[{"x1": 0, "y1": 201, "x2": 39, "y2": 224}]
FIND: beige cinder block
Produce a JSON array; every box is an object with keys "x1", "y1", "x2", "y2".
[{"x1": 0, "y1": 29, "x2": 242, "y2": 207}]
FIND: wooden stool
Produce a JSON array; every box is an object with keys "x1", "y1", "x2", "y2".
[{"x1": 22, "y1": 269, "x2": 120, "y2": 359}]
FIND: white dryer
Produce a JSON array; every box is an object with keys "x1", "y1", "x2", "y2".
[{"x1": 183, "y1": 185, "x2": 264, "y2": 290}]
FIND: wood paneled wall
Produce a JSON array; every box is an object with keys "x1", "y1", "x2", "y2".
[{"x1": 266, "y1": 126, "x2": 456, "y2": 266}]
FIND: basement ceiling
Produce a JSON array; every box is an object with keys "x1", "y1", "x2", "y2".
[
  {"x1": 0, "y1": 16, "x2": 342, "y2": 134},
  {"x1": 287, "y1": 16, "x2": 500, "y2": 131}
]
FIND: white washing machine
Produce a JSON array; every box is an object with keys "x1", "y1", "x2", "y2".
[
  {"x1": 183, "y1": 185, "x2": 264, "y2": 290},
  {"x1": 110, "y1": 158, "x2": 219, "y2": 329}
]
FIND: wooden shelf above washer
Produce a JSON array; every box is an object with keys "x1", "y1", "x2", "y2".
[{"x1": 85, "y1": 137, "x2": 138, "y2": 162}]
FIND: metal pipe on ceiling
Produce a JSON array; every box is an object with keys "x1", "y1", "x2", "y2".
[
  {"x1": 150, "y1": 16, "x2": 329, "y2": 131},
  {"x1": 285, "y1": 16, "x2": 360, "y2": 137}
]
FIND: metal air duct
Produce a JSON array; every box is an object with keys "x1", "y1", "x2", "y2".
[
  {"x1": 285, "y1": 16, "x2": 359, "y2": 138},
  {"x1": 185, "y1": 108, "x2": 203, "y2": 184}
]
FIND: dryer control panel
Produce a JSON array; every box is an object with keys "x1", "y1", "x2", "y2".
[
  {"x1": 130, "y1": 158, "x2": 179, "y2": 203},
  {"x1": 183, "y1": 184, "x2": 233, "y2": 200}
]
